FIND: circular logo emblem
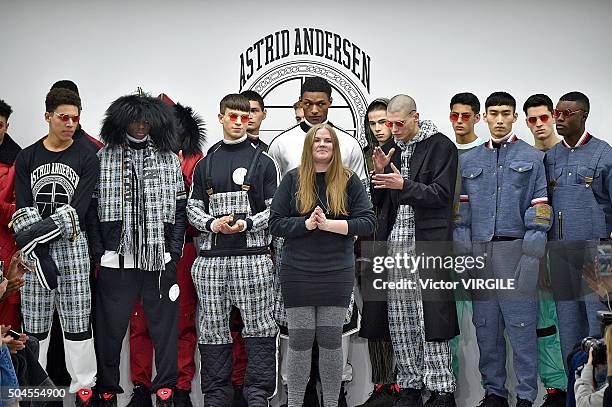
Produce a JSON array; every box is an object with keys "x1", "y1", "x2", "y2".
[{"x1": 232, "y1": 167, "x2": 248, "y2": 185}]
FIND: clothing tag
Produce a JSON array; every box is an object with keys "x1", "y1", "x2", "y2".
[{"x1": 169, "y1": 284, "x2": 180, "y2": 302}]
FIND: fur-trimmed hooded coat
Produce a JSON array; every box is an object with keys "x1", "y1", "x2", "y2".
[{"x1": 100, "y1": 94, "x2": 177, "y2": 152}]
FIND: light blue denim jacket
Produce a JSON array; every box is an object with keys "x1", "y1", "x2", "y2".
[
  {"x1": 546, "y1": 134, "x2": 612, "y2": 241},
  {"x1": 454, "y1": 135, "x2": 551, "y2": 258}
]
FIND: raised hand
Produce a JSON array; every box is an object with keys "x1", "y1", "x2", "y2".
[{"x1": 372, "y1": 147, "x2": 395, "y2": 174}]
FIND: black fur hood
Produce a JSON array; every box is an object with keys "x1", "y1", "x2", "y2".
[
  {"x1": 100, "y1": 94, "x2": 177, "y2": 152},
  {"x1": 173, "y1": 103, "x2": 206, "y2": 157}
]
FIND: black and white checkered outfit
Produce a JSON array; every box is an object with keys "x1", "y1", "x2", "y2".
[
  {"x1": 12, "y1": 205, "x2": 91, "y2": 334},
  {"x1": 188, "y1": 139, "x2": 280, "y2": 405},
  {"x1": 187, "y1": 139, "x2": 279, "y2": 345},
  {"x1": 11, "y1": 204, "x2": 96, "y2": 392},
  {"x1": 387, "y1": 122, "x2": 455, "y2": 392},
  {"x1": 189, "y1": 192, "x2": 277, "y2": 345},
  {"x1": 192, "y1": 253, "x2": 276, "y2": 344}
]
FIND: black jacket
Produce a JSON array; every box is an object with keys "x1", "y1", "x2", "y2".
[{"x1": 371, "y1": 132, "x2": 459, "y2": 341}]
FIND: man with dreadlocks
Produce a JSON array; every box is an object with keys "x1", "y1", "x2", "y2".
[
  {"x1": 88, "y1": 91, "x2": 187, "y2": 407},
  {"x1": 188, "y1": 93, "x2": 278, "y2": 407},
  {"x1": 126, "y1": 93, "x2": 206, "y2": 407}
]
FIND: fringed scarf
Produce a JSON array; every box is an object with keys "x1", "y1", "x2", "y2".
[{"x1": 98, "y1": 139, "x2": 178, "y2": 271}]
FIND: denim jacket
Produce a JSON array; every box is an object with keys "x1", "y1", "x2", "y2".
[
  {"x1": 545, "y1": 133, "x2": 612, "y2": 241},
  {"x1": 454, "y1": 135, "x2": 551, "y2": 258}
]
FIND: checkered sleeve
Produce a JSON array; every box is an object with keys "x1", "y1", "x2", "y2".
[
  {"x1": 244, "y1": 156, "x2": 278, "y2": 232},
  {"x1": 522, "y1": 159, "x2": 550, "y2": 259},
  {"x1": 187, "y1": 157, "x2": 216, "y2": 233}
]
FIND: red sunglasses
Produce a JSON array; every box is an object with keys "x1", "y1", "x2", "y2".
[
  {"x1": 450, "y1": 112, "x2": 472, "y2": 122},
  {"x1": 526, "y1": 114, "x2": 551, "y2": 125},
  {"x1": 552, "y1": 108, "x2": 586, "y2": 119},
  {"x1": 54, "y1": 112, "x2": 80, "y2": 123},
  {"x1": 227, "y1": 113, "x2": 249, "y2": 124}
]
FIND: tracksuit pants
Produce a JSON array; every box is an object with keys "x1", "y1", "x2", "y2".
[
  {"x1": 95, "y1": 265, "x2": 178, "y2": 393},
  {"x1": 129, "y1": 242, "x2": 198, "y2": 391}
]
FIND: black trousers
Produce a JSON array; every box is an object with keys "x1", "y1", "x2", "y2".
[{"x1": 95, "y1": 264, "x2": 179, "y2": 393}]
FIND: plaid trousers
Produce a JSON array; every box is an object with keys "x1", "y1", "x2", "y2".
[
  {"x1": 21, "y1": 233, "x2": 91, "y2": 335},
  {"x1": 387, "y1": 239, "x2": 455, "y2": 392},
  {"x1": 191, "y1": 254, "x2": 277, "y2": 345}
]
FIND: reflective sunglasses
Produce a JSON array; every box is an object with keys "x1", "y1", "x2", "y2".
[
  {"x1": 526, "y1": 114, "x2": 551, "y2": 125},
  {"x1": 227, "y1": 113, "x2": 249, "y2": 124},
  {"x1": 450, "y1": 112, "x2": 472, "y2": 122},
  {"x1": 54, "y1": 112, "x2": 80, "y2": 123},
  {"x1": 384, "y1": 110, "x2": 416, "y2": 128},
  {"x1": 552, "y1": 108, "x2": 586, "y2": 119}
]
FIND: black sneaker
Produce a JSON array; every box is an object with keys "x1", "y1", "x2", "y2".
[
  {"x1": 156, "y1": 388, "x2": 174, "y2": 407},
  {"x1": 516, "y1": 397, "x2": 532, "y2": 407},
  {"x1": 539, "y1": 390, "x2": 566, "y2": 407},
  {"x1": 127, "y1": 384, "x2": 153, "y2": 407},
  {"x1": 424, "y1": 392, "x2": 456, "y2": 407},
  {"x1": 98, "y1": 392, "x2": 118, "y2": 407},
  {"x1": 303, "y1": 378, "x2": 320, "y2": 407},
  {"x1": 394, "y1": 388, "x2": 423, "y2": 407},
  {"x1": 75, "y1": 388, "x2": 94, "y2": 407},
  {"x1": 475, "y1": 394, "x2": 509, "y2": 407},
  {"x1": 338, "y1": 383, "x2": 348, "y2": 407},
  {"x1": 174, "y1": 389, "x2": 193, "y2": 407},
  {"x1": 357, "y1": 384, "x2": 398, "y2": 407}
]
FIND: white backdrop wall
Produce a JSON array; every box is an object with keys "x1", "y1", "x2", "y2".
[
  {"x1": 2, "y1": 0, "x2": 611, "y2": 148},
  {"x1": 2, "y1": 1, "x2": 612, "y2": 406}
]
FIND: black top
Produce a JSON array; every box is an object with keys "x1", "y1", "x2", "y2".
[
  {"x1": 73, "y1": 127, "x2": 103, "y2": 155},
  {"x1": 269, "y1": 168, "x2": 375, "y2": 271},
  {"x1": 191, "y1": 138, "x2": 278, "y2": 257},
  {"x1": 14, "y1": 136, "x2": 100, "y2": 223}
]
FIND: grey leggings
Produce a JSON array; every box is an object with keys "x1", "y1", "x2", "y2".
[{"x1": 286, "y1": 306, "x2": 346, "y2": 407}]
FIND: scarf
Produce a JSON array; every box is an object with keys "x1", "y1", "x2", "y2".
[
  {"x1": 98, "y1": 139, "x2": 178, "y2": 271},
  {"x1": 395, "y1": 120, "x2": 437, "y2": 178}
]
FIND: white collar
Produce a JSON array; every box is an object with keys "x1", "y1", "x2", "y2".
[{"x1": 223, "y1": 135, "x2": 247, "y2": 144}]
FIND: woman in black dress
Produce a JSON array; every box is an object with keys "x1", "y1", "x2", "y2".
[{"x1": 270, "y1": 123, "x2": 375, "y2": 407}]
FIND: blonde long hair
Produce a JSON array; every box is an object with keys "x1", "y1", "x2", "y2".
[{"x1": 297, "y1": 124, "x2": 351, "y2": 216}]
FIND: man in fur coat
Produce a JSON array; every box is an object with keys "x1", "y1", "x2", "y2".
[{"x1": 88, "y1": 91, "x2": 187, "y2": 407}]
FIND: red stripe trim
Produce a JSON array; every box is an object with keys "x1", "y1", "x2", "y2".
[
  {"x1": 530, "y1": 197, "x2": 548, "y2": 206},
  {"x1": 562, "y1": 132, "x2": 589, "y2": 149}
]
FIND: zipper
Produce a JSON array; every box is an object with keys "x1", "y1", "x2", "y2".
[{"x1": 558, "y1": 211, "x2": 563, "y2": 240}]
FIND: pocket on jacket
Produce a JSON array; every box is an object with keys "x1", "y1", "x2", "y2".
[
  {"x1": 461, "y1": 167, "x2": 484, "y2": 196},
  {"x1": 508, "y1": 162, "x2": 533, "y2": 187}
]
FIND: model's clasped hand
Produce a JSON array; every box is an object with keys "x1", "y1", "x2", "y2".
[
  {"x1": 305, "y1": 206, "x2": 328, "y2": 231},
  {"x1": 213, "y1": 213, "x2": 246, "y2": 234}
]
